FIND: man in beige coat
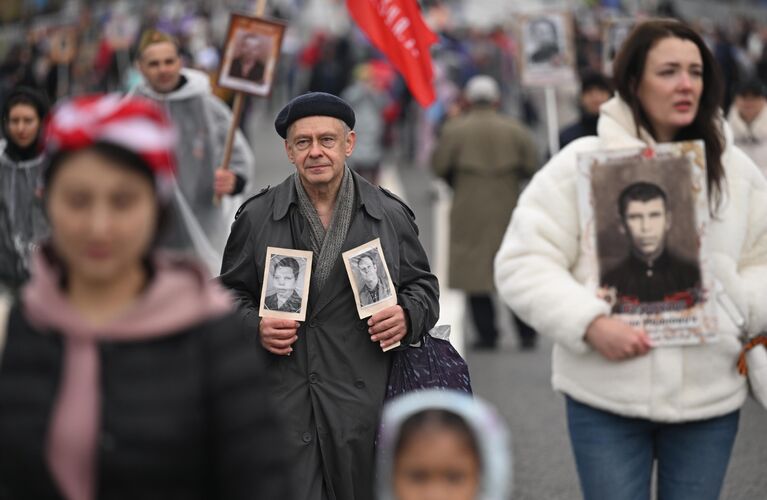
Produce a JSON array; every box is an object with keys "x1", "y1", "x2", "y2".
[{"x1": 432, "y1": 75, "x2": 539, "y2": 349}]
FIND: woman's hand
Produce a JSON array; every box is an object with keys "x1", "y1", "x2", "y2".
[{"x1": 584, "y1": 315, "x2": 653, "y2": 361}]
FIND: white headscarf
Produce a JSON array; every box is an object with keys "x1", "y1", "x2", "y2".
[{"x1": 376, "y1": 390, "x2": 512, "y2": 500}]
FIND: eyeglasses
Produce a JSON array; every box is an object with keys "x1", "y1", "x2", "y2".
[{"x1": 292, "y1": 136, "x2": 339, "y2": 151}]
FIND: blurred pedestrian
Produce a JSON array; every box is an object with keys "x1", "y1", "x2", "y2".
[
  {"x1": 131, "y1": 29, "x2": 254, "y2": 269},
  {"x1": 495, "y1": 19, "x2": 767, "y2": 500},
  {"x1": 0, "y1": 95, "x2": 292, "y2": 500},
  {"x1": 376, "y1": 390, "x2": 511, "y2": 500},
  {"x1": 341, "y1": 63, "x2": 388, "y2": 185},
  {"x1": 220, "y1": 92, "x2": 440, "y2": 500},
  {"x1": 559, "y1": 72, "x2": 612, "y2": 148},
  {"x1": 432, "y1": 75, "x2": 539, "y2": 350},
  {"x1": 0, "y1": 86, "x2": 49, "y2": 290},
  {"x1": 727, "y1": 79, "x2": 767, "y2": 175}
]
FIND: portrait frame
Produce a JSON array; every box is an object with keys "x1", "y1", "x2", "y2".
[
  {"x1": 342, "y1": 238, "x2": 398, "y2": 319},
  {"x1": 49, "y1": 25, "x2": 78, "y2": 65},
  {"x1": 217, "y1": 13, "x2": 286, "y2": 97},
  {"x1": 259, "y1": 247, "x2": 313, "y2": 322},
  {"x1": 517, "y1": 10, "x2": 577, "y2": 87},
  {"x1": 576, "y1": 141, "x2": 718, "y2": 346}
]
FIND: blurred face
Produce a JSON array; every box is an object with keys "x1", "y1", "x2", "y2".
[
  {"x1": 46, "y1": 150, "x2": 158, "y2": 286},
  {"x1": 358, "y1": 256, "x2": 378, "y2": 287},
  {"x1": 394, "y1": 428, "x2": 481, "y2": 500},
  {"x1": 7, "y1": 103, "x2": 41, "y2": 148},
  {"x1": 532, "y1": 20, "x2": 556, "y2": 45},
  {"x1": 637, "y1": 37, "x2": 703, "y2": 142},
  {"x1": 285, "y1": 116, "x2": 355, "y2": 190},
  {"x1": 241, "y1": 36, "x2": 265, "y2": 63},
  {"x1": 735, "y1": 94, "x2": 767, "y2": 124},
  {"x1": 581, "y1": 87, "x2": 611, "y2": 116},
  {"x1": 138, "y1": 41, "x2": 182, "y2": 94},
  {"x1": 273, "y1": 266, "x2": 296, "y2": 294},
  {"x1": 621, "y1": 198, "x2": 670, "y2": 260}
]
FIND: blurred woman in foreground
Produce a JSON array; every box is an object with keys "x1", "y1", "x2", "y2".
[{"x1": 0, "y1": 95, "x2": 291, "y2": 499}]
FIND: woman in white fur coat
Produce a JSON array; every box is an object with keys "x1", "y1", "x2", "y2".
[{"x1": 494, "y1": 19, "x2": 767, "y2": 500}]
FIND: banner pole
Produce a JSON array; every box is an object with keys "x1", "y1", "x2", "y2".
[
  {"x1": 544, "y1": 86, "x2": 560, "y2": 155},
  {"x1": 215, "y1": 0, "x2": 269, "y2": 205}
]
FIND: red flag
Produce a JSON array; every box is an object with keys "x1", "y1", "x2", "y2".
[{"x1": 347, "y1": 0, "x2": 438, "y2": 107}]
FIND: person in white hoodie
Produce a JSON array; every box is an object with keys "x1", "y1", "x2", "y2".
[
  {"x1": 495, "y1": 19, "x2": 767, "y2": 500},
  {"x1": 131, "y1": 30, "x2": 254, "y2": 271},
  {"x1": 727, "y1": 79, "x2": 767, "y2": 176}
]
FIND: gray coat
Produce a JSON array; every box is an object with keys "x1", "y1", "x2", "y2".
[
  {"x1": 0, "y1": 141, "x2": 48, "y2": 289},
  {"x1": 219, "y1": 172, "x2": 439, "y2": 500}
]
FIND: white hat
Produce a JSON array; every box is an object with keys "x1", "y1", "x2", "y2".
[{"x1": 465, "y1": 75, "x2": 500, "y2": 103}]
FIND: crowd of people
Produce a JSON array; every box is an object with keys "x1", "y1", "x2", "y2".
[{"x1": 1, "y1": 1, "x2": 767, "y2": 499}]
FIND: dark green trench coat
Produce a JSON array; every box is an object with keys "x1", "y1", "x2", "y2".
[{"x1": 219, "y1": 171, "x2": 440, "y2": 500}]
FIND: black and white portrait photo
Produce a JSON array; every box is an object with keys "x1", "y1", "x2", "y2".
[
  {"x1": 342, "y1": 239, "x2": 397, "y2": 319},
  {"x1": 519, "y1": 12, "x2": 576, "y2": 86},
  {"x1": 578, "y1": 142, "x2": 717, "y2": 345},
  {"x1": 598, "y1": 179, "x2": 702, "y2": 312},
  {"x1": 217, "y1": 14, "x2": 285, "y2": 96},
  {"x1": 602, "y1": 18, "x2": 635, "y2": 75},
  {"x1": 259, "y1": 247, "x2": 312, "y2": 321}
]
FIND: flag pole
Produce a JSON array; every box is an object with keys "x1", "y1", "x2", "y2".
[
  {"x1": 544, "y1": 85, "x2": 560, "y2": 155},
  {"x1": 215, "y1": 0, "x2": 269, "y2": 205}
]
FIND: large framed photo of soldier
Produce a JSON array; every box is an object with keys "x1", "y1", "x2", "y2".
[
  {"x1": 259, "y1": 247, "x2": 313, "y2": 321},
  {"x1": 576, "y1": 141, "x2": 717, "y2": 346},
  {"x1": 342, "y1": 238, "x2": 397, "y2": 320},
  {"x1": 217, "y1": 13, "x2": 286, "y2": 97},
  {"x1": 518, "y1": 11, "x2": 577, "y2": 87}
]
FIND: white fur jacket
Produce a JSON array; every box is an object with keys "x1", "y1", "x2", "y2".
[{"x1": 495, "y1": 97, "x2": 767, "y2": 422}]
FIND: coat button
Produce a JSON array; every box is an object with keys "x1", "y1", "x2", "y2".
[
  {"x1": 302, "y1": 431, "x2": 313, "y2": 443},
  {"x1": 309, "y1": 373, "x2": 319, "y2": 384},
  {"x1": 309, "y1": 319, "x2": 318, "y2": 328},
  {"x1": 354, "y1": 379, "x2": 365, "y2": 389},
  {"x1": 358, "y1": 322, "x2": 367, "y2": 331}
]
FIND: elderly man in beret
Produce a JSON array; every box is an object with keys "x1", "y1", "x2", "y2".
[{"x1": 219, "y1": 92, "x2": 439, "y2": 500}]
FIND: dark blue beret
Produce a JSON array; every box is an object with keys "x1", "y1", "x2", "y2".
[{"x1": 274, "y1": 92, "x2": 355, "y2": 138}]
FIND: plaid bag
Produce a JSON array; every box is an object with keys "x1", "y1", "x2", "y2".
[{"x1": 386, "y1": 325, "x2": 472, "y2": 399}]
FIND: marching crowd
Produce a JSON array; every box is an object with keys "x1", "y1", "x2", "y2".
[{"x1": 2, "y1": 2, "x2": 767, "y2": 500}]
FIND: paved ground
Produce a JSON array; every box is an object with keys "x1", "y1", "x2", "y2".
[{"x1": 243, "y1": 100, "x2": 767, "y2": 500}]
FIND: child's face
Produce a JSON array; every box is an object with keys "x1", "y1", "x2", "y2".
[
  {"x1": 273, "y1": 266, "x2": 296, "y2": 292},
  {"x1": 393, "y1": 428, "x2": 480, "y2": 500}
]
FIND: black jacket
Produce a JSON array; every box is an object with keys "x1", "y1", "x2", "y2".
[
  {"x1": 0, "y1": 306, "x2": 292, "y2": 500},
  {"x1": 219, "y1": 171, "x2": 440, "y2": 500}
]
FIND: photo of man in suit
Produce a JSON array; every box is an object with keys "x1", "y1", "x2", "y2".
[
  {"x1": 228, "y1": 32, "x2": 268, "y2": 85},
  {"x1": 601, "y1": 181, "x2": 701, "y2": 311}
]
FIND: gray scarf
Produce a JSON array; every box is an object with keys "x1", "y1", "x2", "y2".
[{"x1": 294, "y1": 167, "x2": 355, "y2": 292}]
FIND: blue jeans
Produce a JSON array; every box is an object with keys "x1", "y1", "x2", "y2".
[{"x1": 565, "y1": 396, "x2": 739, "y2": 500}]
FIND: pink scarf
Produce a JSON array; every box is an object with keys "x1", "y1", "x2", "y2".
[{"x1": 22, "y1": 250, "x2": 232, "y2": 500}]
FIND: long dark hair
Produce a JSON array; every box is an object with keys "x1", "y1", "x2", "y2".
[{"x1": 612, "y1": 19, "x2": 725, "y2": 211}]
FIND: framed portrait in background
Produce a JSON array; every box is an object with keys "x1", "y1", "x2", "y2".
[
  {"x1": 217, "y1": 13, "x2": 286, "y2": 96},
  {"x1": 259, "y1": 247, "x2": 313, "y2": 321},
  {"x1": 518, "y1": 11, "x2": 576, "y2": 87},
  {"x1": 576, "y1": 141, "x2": 718, "y2": 346}
]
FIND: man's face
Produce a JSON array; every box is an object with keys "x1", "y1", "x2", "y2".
[
  {"x1": 138, "y1": 41, "x2": 182, "y2": 94},
  {"x1": 285, "y1": 116, "x2": 355, "y2": 190},
  {"x1": 241, "y1": 36, "x2": 265, "y2": 63},
  {"x1": 621, "y1": 198, "x2": 671, "y2": 260},
  {"x1": 358, "y1": 256, "x2": 378, "y2": 286}
]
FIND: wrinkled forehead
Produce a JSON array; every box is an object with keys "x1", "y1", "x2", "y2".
[{"x1": 287, "y1": 115, "x2": 347, "y2": 139}]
